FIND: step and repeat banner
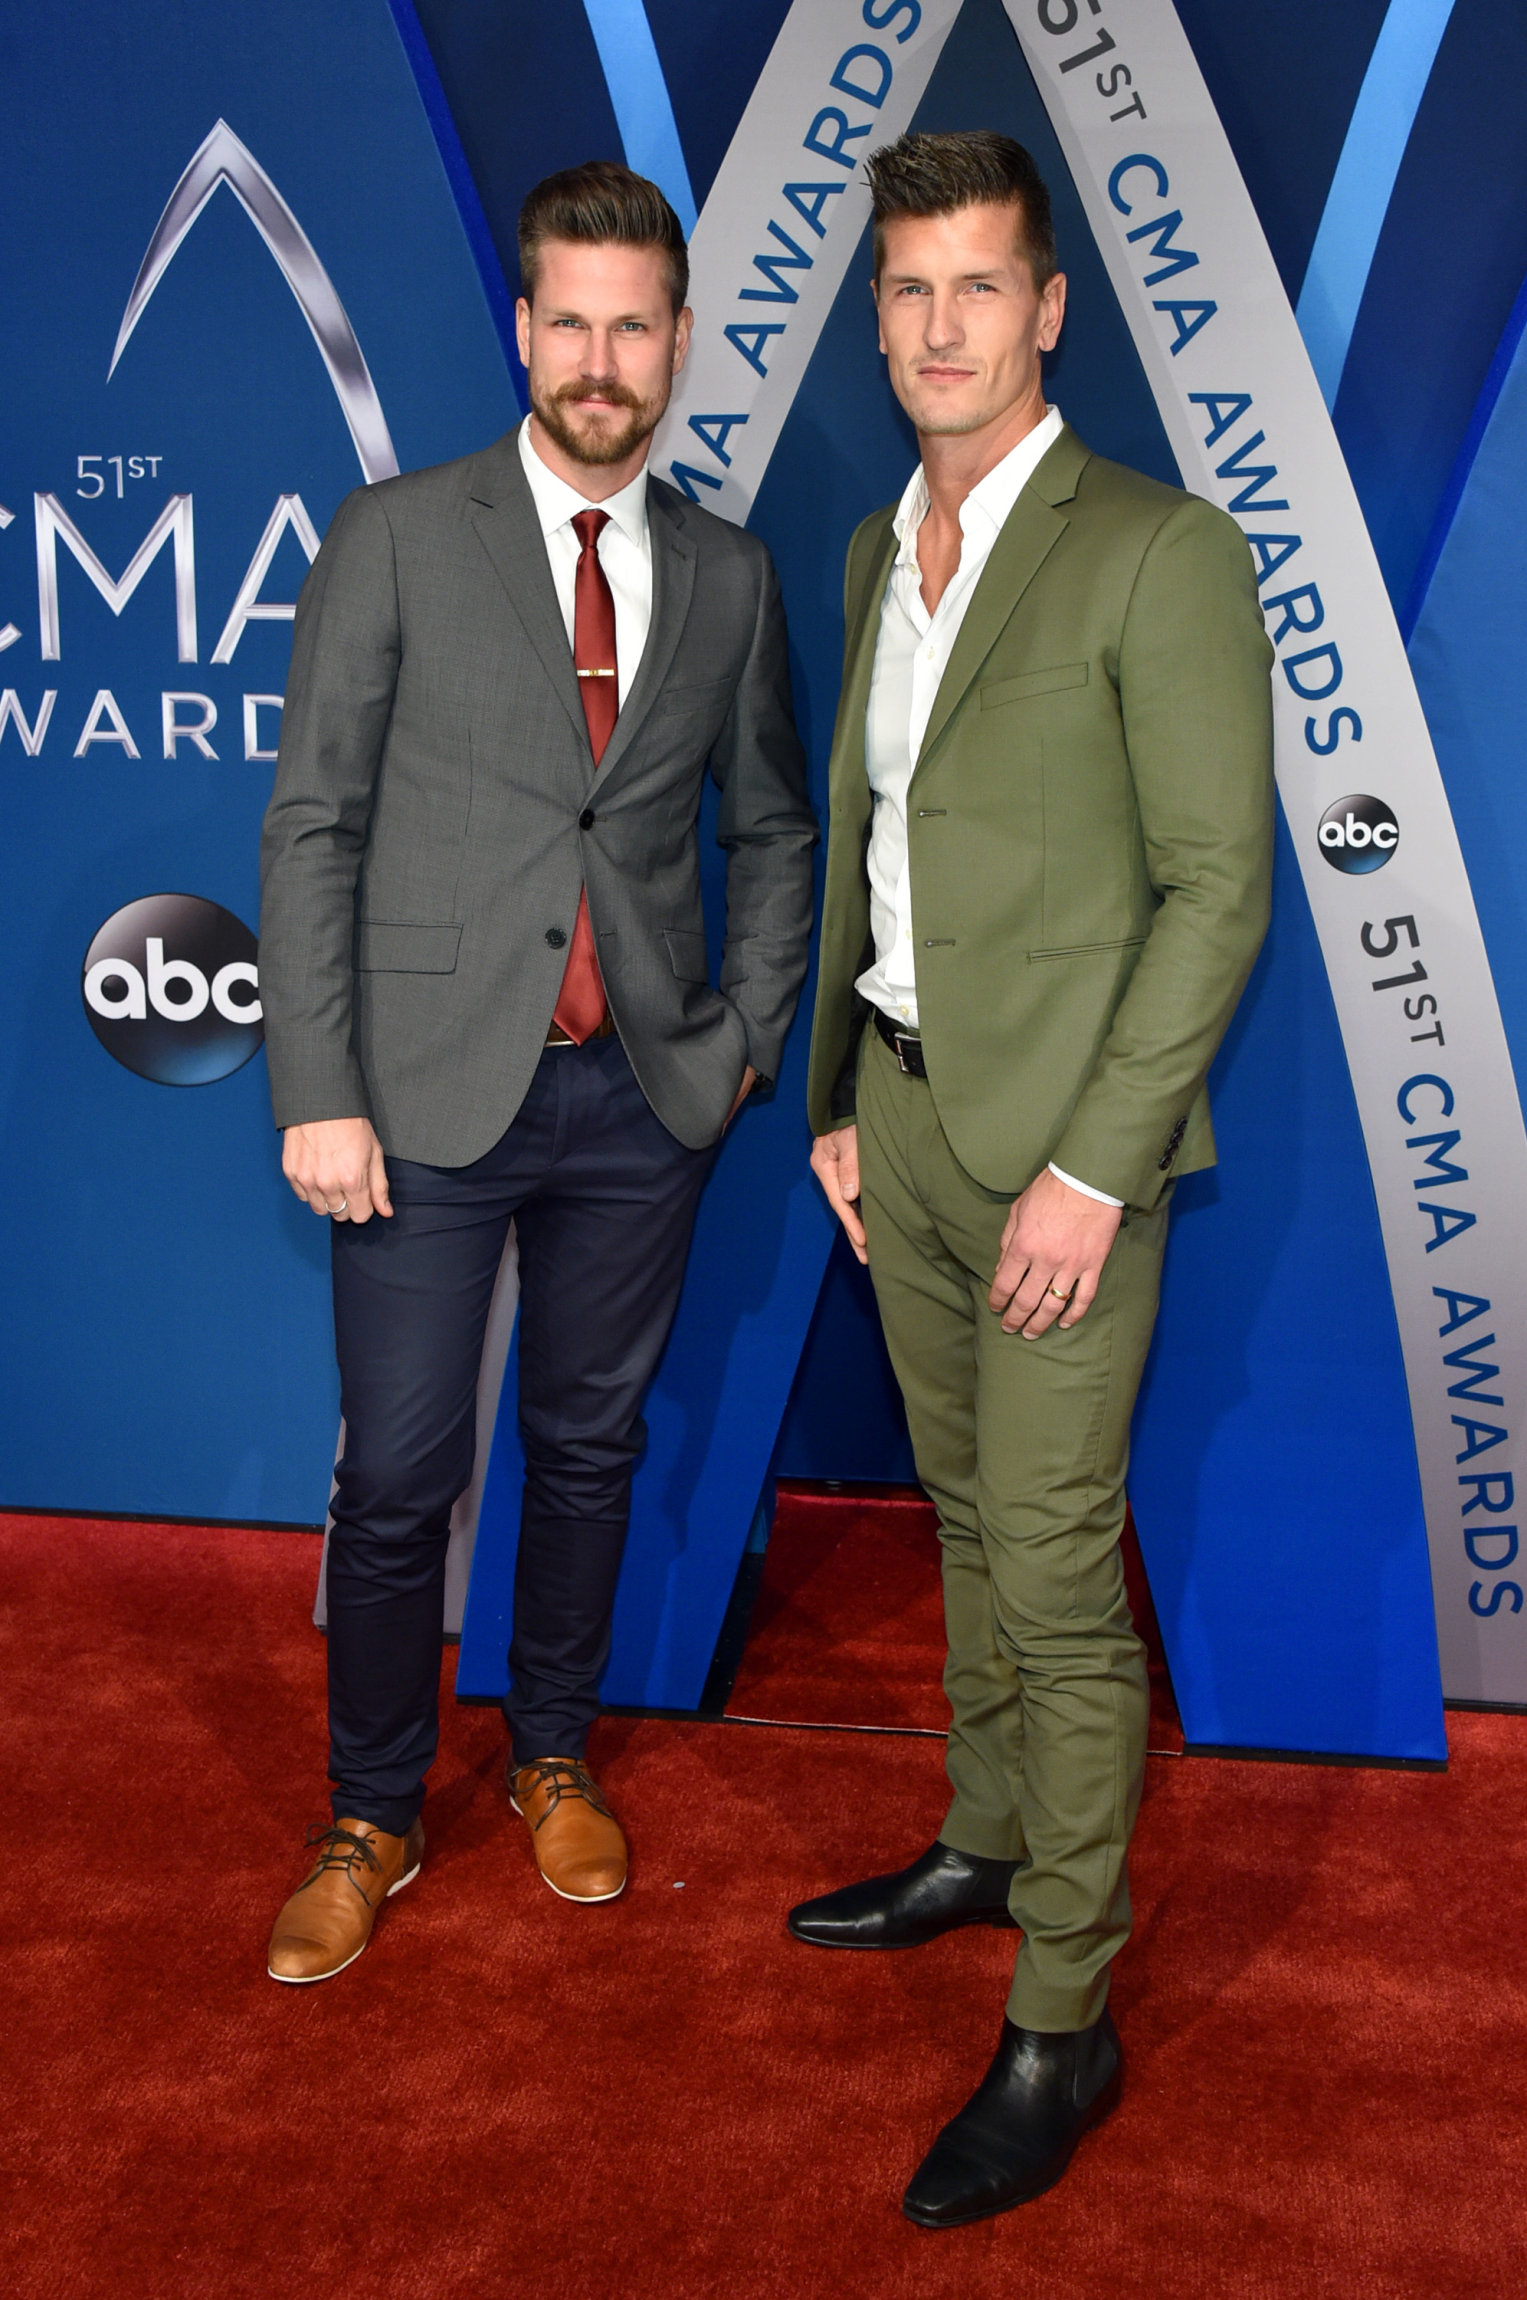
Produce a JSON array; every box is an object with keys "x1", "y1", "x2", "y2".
[{"x1": 4, "y1": 0, "x2": 1525, "y2": 1747}]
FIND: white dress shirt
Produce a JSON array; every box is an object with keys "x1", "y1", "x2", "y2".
[
  {"x1": 518, "y1": 417, "x2": 651, "y2": 704},
  {"x1": 856, "y1": 406, "x2": 1121, "y2": 1207}
]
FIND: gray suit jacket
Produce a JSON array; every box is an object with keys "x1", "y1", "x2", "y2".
[{"x1": 259, "y1": 432, "x2": 816, "y2": 1163}]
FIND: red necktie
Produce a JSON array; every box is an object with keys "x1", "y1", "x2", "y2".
[{"x1": 552, "y1": 507, "x2": 616, "y2": 1043}]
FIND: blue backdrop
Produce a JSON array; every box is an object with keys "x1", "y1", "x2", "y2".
[
  {"x1": 0, "y1": 1, "x2": 515, "y2": 1521},
  {"x1": 5, "y1": 1, "x2": 1524, "y2": 1756}
]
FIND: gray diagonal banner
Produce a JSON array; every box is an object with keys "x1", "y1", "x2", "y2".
[
  {"x1": 1006, "y1": 0, "x2": 1526, "y2": 1702},
  {"x1": 652, "y1": 0, "x2": 964, "y2": 514}
]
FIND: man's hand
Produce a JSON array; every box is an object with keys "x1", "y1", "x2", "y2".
[
  {"x1": 989, "y1": 1167, "x2": 1121, "y2": 1337},
  {"x1": 810, "y1": 1123, "x2": 867, "y2": 1265},
  {"x1": 282, "y1": 1117, "x2": 392, "y2": 1224},
  {"x1": 724, "y1": 1065, "x2": 759, "y2": 1130}
]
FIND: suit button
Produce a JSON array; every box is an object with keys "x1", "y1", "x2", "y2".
[
  {"x1": 545, "y1": 927, "x2": 567, "y2": 950},
  {"x1": 579, "y1": 809, "x2": 596, "y2": 830}
]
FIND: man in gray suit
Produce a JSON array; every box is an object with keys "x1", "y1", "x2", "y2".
[{"x1": 260, "y1": 162, "x2": 815, "y2": 1984}]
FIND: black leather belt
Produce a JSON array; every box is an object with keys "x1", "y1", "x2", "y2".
[{"x1": 873, "y1": 1005, "x2": 927, "y2": 1078}]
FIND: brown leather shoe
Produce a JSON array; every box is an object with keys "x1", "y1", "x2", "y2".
[
  {"x1": 267, "y1": 1816, "x2": 425, "y2": 1984},
  {"x1": 509, "y1": 1758, "x2": 627, "y2": 1902}
]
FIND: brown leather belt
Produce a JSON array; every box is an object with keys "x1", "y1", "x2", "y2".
[
  {"x1": 872, "y1": 1004, "x2": 927, "y2": 1078},
  {"x1": 546, "y1": 1013, "x2": 617, "y2": 1047}
]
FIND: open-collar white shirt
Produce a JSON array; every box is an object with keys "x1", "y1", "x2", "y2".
[
  {"x1": 856, "y1": 405, "x2": 1120, "y2": 1205},
  {"x1": 518, "y1": 416, "x2": 652, "y2": 707}
]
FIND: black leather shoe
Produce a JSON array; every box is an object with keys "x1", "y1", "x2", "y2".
[
  {"x1": 902, "y1": 2010, "x2": 1122, "y2": 2228},
  {"x1": 786, "y1": 1840, "x2": 1019, "y2": 1949}
]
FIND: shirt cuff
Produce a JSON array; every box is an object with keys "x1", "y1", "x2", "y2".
[{"x1": 1047, "y1": 1162, "x2": 1124, "y2": 1209}]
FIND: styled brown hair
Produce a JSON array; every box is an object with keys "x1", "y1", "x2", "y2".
[
  {"x1": 865, "y1": 131, "x2": 1058, "y2": 288},
  {"x1": 517, "y1": 159, "x2": 689, "y2": 314}
]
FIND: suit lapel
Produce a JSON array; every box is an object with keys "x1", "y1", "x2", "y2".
[
  {"x1": 914, "y1": 424, "x2": 1089, "y2": 772},
  {"x1": 829, "y1": 512, "x2": 897, "y2": 823},
  {"x1": 591, "y1": 478, "x2": 696, "y2": 786},
  {"x1": 467, "y1": 437, "x2": 588, "y2": 751}
]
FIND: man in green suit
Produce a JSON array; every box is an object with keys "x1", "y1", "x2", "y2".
[{"x1": 788, "y1": 132, "x2": 1275, "y2": 2227}]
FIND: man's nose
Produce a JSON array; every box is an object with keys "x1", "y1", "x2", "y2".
[
  {"x1": 924, "y1": 292, "x2": 965, "y2": 349},
  {"x1": 581, "y1": 328, "x2": 619, "y2": 375}
]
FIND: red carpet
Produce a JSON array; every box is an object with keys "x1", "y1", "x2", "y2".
[
  {"x1": 5, "y1": 1511, "x2": 1526, "y2": 2300},
  {"x1": 729, "y1": 1481, "x2": 1184, "y2": 1749}
]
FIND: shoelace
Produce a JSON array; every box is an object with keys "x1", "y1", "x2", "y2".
[
  {"x1": 514, "y1": 1758, "x2": 613, "y2": 1831},
  {"x1": 299, "y1": 1823, "x2": 384, "y2": 1898}
]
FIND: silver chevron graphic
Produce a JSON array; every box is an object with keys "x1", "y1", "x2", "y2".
[{"x1": 110, "y1": 118, "x2": 398, "y2": 484}]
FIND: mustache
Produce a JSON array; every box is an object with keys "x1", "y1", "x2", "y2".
[{"x1": 554, "y1": 379, "x2": 646, "y2": 411}]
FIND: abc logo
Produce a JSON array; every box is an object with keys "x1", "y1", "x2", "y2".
[
  {"x1": 1318, "y1": 794, "x2": 1399, "y2": 874},
  {"x1": 82, "y1": 894, "x2": 263, "y2": 1085}
]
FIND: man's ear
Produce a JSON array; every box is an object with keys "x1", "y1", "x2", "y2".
[
  {"x1": 1038, "y1": 271, "x2": 1067, "y2": 355},
  {"x1": 514, "y1": 295, "x2": 532, "y2": 368},
  {"x1": 671, "y1": 305, "x2": 693, "y2": 376}
]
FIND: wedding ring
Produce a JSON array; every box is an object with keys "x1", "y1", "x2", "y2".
[{"x1": 1048, "y1": 1283, "x2": 1068, "y2": 1299}]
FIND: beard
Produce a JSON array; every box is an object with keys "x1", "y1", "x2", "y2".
[
  {"x1": 907, "y1": 408, "x2": 991, "y2": 437},
  {"x1": 532, "y1": 375, "x2": 665, "y2": 468},
  {"x1": 900, "y1": 370, "x2": 992, "y2": 437}
]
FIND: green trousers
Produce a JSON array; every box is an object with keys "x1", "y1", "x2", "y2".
[{"x1": 856, "y1": 1031, "x2": 1170, "y2": 2030}]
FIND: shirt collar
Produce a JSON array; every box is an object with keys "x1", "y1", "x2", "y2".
[
  {"x1": 518, "y1": 416, "x2": 650, "y2": 551},
  {"x1": 892, "y1": 404, "x2": 1064, "y2": 568}
]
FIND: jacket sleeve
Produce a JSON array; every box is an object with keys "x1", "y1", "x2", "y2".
[
  {"x1": 709, "y1": 539, "x2": 819, "y2": 1082},
  {"x1": 257, "y1": 484, "x2": 400, "y2": 1129},
  {"x1": 1048, "y1": 496, "x2": 1275, "y2": 1205},
  {"x1": 805, "y1": 509, "x2": 892, "y2": 1134}
]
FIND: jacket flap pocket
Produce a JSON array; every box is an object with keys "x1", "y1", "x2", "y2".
[
  {"x1": 662, "y1": 928, "x2": 709, "y2": 981},
  {"x1": 1028, "y1": 936, "x2": 1146, "y2": 963},
  {"x1": 355, "y1": 921, "x2": 463, "y2": 973},
  {"x1": 981, "y1": 662, "x2": 1090, "y2": 709}
]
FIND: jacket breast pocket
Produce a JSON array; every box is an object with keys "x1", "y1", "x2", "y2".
[
  {"x1": 980, "y1": 662, "x2": 1090, "y2": 709},
  {"x1": 653, "y1": 676, "x2": 733, "y2": 721},
  {"x1": 355, "y1": 921, "x2": 463, "y2": 973}
]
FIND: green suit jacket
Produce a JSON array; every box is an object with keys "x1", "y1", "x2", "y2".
[{"x1": 806, "y1": 424, "x2": 1276, "y2": 1210}]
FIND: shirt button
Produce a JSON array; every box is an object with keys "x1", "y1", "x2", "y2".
[
  {"x1": 579, "y1": 809, "x2": 596, "y2": 830},
  {"x1": 545, "y1": 927, "x2": 567, "y2": 950}
]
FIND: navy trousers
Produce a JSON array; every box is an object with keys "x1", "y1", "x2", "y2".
[{"x1": 325, "y1": 1035, "x2": 715, "y2": 1831}]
